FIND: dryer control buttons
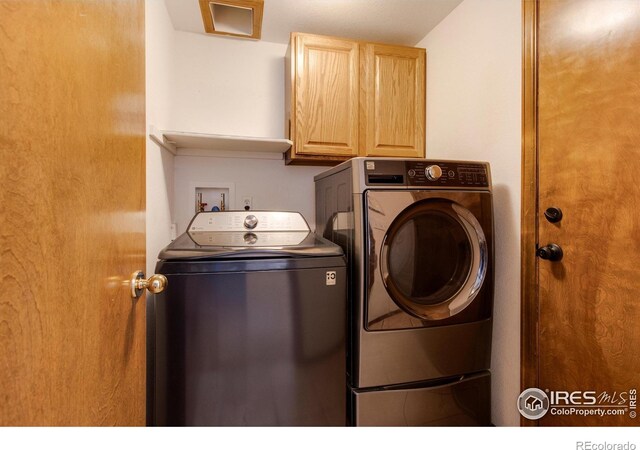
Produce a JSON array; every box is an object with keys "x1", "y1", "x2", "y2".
[
  {"x1": 243, "y1": 214, "x2": 258, "y2": 229},
  {"x1": 425, "y1": 165, "x2": 443, "y2": 181}
]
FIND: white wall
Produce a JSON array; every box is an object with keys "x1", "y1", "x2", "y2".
[
  {"x1": 168, "y1": 30, "x2": 324, "y2": 233},
  {"x1": 174, "y1": 156, "x2": 324, "y2": 233},
  {"x1": 147, "y1": 4, "x2": 323, "y2": 250},
  {"x1": 416, "y1": 0, "x2": 522, "y2": 426},
  {"x1": 146, "y1": 0, "x2": 176, "y2": 274},
  {"x1": 170, "y1": 33, "x2": 288, "y2": 138}
]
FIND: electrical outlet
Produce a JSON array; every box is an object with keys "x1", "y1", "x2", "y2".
[{"x1": 242, "y1": 196, "x2": 253, "y2": 211}]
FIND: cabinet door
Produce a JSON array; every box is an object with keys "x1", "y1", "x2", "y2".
[
  {"x1": 293, "y1": 34, "x2": 359, "y2": 157},
  {"x1": 360, "y1": 44, "x2": 425, "y2": 158}
]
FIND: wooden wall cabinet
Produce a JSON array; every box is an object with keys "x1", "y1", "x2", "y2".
[
  {"x1": 286, "y1": 34, "x2": 360, "y2": 163},
  {"x1": 360, "y1": 43, "x2": 425, "y2": 158},
  {"x1": 285, "y1": 33, "x2": 426, "y2": 165}
]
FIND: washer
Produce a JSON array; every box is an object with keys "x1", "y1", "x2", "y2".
[
  {"x1": 148, "y1": 211, "x2": 347, "y2": 426},
  {"x1": 315, "y1": 157, "x2": 493, "y2": 426}
]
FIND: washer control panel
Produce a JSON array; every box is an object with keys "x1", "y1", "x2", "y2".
[{"x1": 189, "y1": 211, "x2": 310, "y2": 232}]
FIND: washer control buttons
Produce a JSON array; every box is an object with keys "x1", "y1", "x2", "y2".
[
  {"x1": 425, "y1": 165, "x2": 443, "y2": 181},
  {"x1": 408, "y1": 169, "x2": 416, "y2": 177},
  {"x1": 448, "y1": 170, "x2": 455, "y2": 177},
  {"x1": 243, "y1": 215, "x2": 258, "y2": 229}
]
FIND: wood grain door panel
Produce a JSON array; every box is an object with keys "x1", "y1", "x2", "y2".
[
  {"x1": 535, "y1": 0, "x2": 640, "y2": 426},
  {"x1": 360, "y1": 44, "x2": 425, "y2": 158},
  {"x1": 0, "y1": 0, "x2": 146, "y2": 425},
  {"x1": 294, "y1": 34, "x2": 359, "y2": 157}
]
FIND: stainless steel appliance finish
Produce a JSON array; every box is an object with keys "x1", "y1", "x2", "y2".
[
  {"x1": 149, "y1": 211, "x2": 347, "y2": 426},
  {"x1": 351, "y1": 372, "x2": 490, "y2": 426},
  {"x1": 315, "y1": 158, "x2": 494, "y2": 426}
]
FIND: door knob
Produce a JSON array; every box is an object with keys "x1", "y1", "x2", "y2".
[
  {"x1": 536, "y1": 244, "x2": 563, "y2": 262},
  {"x1": 130, "y1": 271, "x2": 168, "y2": 299},
  {"x1": 543, "y1": 207, "x2": 563, "y2": 223}
]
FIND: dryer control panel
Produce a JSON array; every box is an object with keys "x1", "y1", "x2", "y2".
[
  {"x1": 406, "y1": 160, "x2": 489, "y2": 188},
  {"x1": 364, "y1": 159, "x2": 490, "y2": 189}
]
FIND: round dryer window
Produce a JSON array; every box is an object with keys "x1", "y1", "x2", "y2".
[{"x1": 380, "y1": 199, "x2": 488, "y2": 320}]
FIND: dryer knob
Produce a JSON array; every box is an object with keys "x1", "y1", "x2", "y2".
[{"x1": 425, "y1": 165, "x2": 443, "y2": 181}]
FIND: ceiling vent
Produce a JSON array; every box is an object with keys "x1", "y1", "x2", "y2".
[{"x1": 199, "y1": 0, "x2": 264, "y2": 40}]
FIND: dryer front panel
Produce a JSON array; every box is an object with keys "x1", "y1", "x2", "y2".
[{"x1": 364, "y1": 190, "x2": 493, "y2": 331}]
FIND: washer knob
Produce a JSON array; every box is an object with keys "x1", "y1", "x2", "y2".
[
  {"x1": 425, "y1": 165, "x2": 443, "y2": 181},
  {"x1": 243, "y1": 214, "x2": 258, "y2": 229}
]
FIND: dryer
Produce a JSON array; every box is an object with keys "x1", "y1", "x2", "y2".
[{"x1": 315, "y1": 157, "x2": 493, "y2": 426}]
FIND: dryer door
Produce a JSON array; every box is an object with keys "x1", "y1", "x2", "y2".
[{"x1": 365, "y1": 190, "x2": 492, "y2": 330}]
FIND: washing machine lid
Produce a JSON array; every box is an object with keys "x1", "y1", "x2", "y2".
[{"x1": 158, "y1": 211, "x2": 343, "y2": 260}]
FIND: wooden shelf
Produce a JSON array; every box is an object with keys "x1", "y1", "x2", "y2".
[{"x1": 149, "y1": 128, "x2": 292, "y2": 159}]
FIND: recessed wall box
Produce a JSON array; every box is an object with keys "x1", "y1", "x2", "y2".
[
  {"x1": 199, "y1": 0, "x2": 264, "y2": 40},
  {"x1": 195, "y1": 186, "x2": 232, "y2": 213}
]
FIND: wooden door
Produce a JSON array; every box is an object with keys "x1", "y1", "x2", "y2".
[
  {"x1": 523, "y1": 0, "x2": 640, "y2": 426},
  {"x1": 291, "y1": 33, "x2": 359, "y2": 159},
  {"x1": 360, "y1": 43, "x2": 425, "y2": 158},
  {"x1": 0, "y1": 0, "x2": 146, "y2": 425}
]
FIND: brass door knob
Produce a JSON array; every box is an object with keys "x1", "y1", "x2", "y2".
[{"x1": 130, "y1": 271, "x2": 168, "y2": 298}]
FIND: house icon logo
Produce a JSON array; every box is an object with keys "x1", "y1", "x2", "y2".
[
  {"x1": 525, "y1": 395, "x2": 543, "y2": 410},
  {"x1": 517, "y1": 388, "x2": 550, "y2": 420}
]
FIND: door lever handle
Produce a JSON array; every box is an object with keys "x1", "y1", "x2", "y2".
[
  {"x1": 536, "y1": 244, "x2": 563, "y2": 262},
  {"x1": 130, "y1": 271, "x2": 168, "y2": 298}
]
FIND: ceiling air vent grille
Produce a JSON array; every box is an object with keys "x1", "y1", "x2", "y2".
[{"x1": 199, "y1": 0, "x2": 264, "y2": 40}]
